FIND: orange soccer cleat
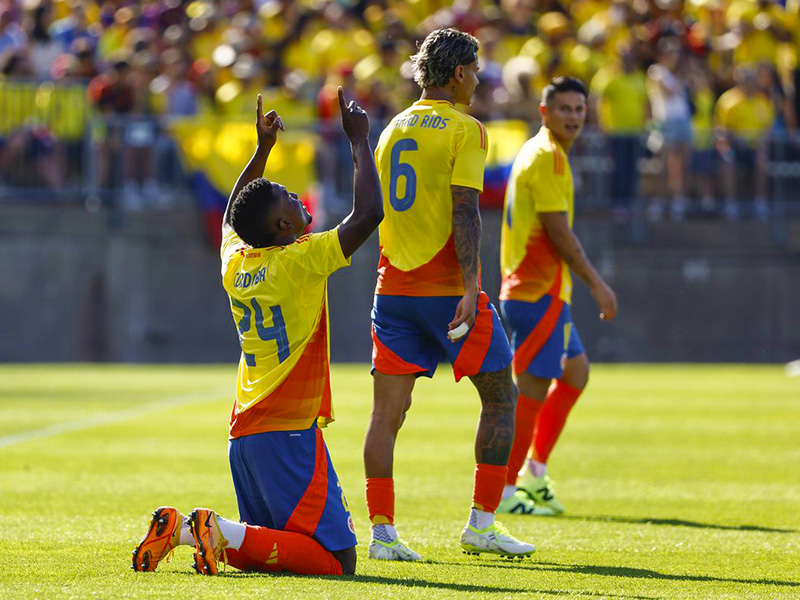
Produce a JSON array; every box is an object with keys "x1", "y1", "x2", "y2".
[
  {"x1": 131, "y1": 506, "x2": 183, "y2": 572},
  {"x1": 188, "y1": 508, "x2": 229, "y2": 576}
]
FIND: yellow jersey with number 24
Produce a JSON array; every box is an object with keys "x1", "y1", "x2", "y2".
[{"x1": 220, "y1": 225, "x2": 350, "y2": 438}]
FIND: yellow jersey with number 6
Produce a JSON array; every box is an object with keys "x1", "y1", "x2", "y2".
[
  {"x1": 220, "y1": 225, "x2": 350, "y2": 438},
  {"x1": 374, "y1": 99, "x2": 487, "y2": 296}
]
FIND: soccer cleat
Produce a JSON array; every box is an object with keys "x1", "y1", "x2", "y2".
[
  {"x1": 517, "y1": 472, "x2": 565, "y2": 515},
  {"x1": 188, "y1": 508, "x2": 229, "y2": 576},
  {"x1": 460, "y1": 520, "x2": 535, "y2": 558},
  {"x1": 496, "y1": 490, "x2": 555, "y2": 516},
  {"x1": 131, "y1": 506, "x2": 183, "y2": 572},
  {"x1": 368, "y1": 525, "x2": 422, "y2": 561}
]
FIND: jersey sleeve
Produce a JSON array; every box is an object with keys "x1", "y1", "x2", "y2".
[
  {"x1": 450, "y1": 118, "x2": 487, "y2": 191},
  {"x1": 532, "y1": 152, "x2": 570, "y2": 213},
  {"x1": 283, "y1": 227, "x2": 351, "y2": 278},
  {"x1": 221, "y1": 224, "x2": 247, "y2": 274}
]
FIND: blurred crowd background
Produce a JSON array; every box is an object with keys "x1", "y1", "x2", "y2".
[{"x1": 2, "y1": 0, "x2": 800, "y2": 229}]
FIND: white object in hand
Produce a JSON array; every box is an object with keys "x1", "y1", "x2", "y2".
[{"x1": 447, "y1": 322, "x2": 470, "y2": 341}]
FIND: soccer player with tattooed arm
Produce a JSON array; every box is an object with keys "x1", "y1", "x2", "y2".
[
  {"x1": 497, "y1": 76, "x2": 618, "y2": 517},
  {"x1": 363, "y1": 28, "x2": 534, "y2": 561},
  {"x1": 132, "y1": 88, "x2": 382, "y2": 576}
]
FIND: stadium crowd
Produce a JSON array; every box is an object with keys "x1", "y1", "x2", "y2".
[{"x1": 1, "y1": 0, "x2": 799, "y2": 219}]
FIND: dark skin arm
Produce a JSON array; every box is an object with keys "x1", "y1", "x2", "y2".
[
  {"x1": 336, "y1": 87, "x2": 384, "y2": 258},
  {"x1": 449, "y1": 185, "x2": 481, "y2": 331},
  {"x1": 539, "y1": 211, "x2": 618, "y2": 320},
  {"x1": 223, "y1": 94, "x2": 284, "y2": 228}
]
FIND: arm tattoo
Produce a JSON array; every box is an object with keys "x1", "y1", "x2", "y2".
[{"x1": 452, "y1": 185, "x2": 481, "y2": 290}]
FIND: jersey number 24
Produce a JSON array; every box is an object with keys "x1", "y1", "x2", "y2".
[{"x1": 231, "y1": 298, "x2": 289, "y2": 367}]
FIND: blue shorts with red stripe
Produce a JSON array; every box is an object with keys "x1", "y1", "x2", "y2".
[
  {"x1": 228, "y1": 424, "x2": 357, "y2": 552},
  {"x1": 500, "y1": 296, "x2": 586, "y2": 380},
  {"x1": 371, "y1": 292, "x2": 513, "y2": 382}
]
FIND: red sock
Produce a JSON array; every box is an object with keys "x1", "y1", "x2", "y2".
[
  {"x1": 505, "y1": 394, "x2": 544, "y2": 484},
  {"x1": 472, "y1": 463, "x2": 507, "y2": 513},
  {"x1": 365, "y1": 477, "x2": 394, "y2": 525},
  {"x1": 225, "y1": 524, "x2": 344, "y2": 575},
  {"x1": 532, "y1": 380, "x2": 582, "y2": 464}
]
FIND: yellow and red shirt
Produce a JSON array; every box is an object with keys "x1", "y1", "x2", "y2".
[
  {"x1": 374, "y1": 99, "x2": 487, "y2": 296},
  {"x1": 500, "y1": 126, "x2": 574, "y2": 305},
  {"x1": 220, "y1": 225, "x2": 350, "y2": 438}
]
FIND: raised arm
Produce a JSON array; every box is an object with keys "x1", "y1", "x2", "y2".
[
  {"x1": 449, "y1": 185, "x2": 481, "y2": 331},
  {"x1": 223, "y1": 94, "x2": 284, "y2": 227},
  {"x1": 336, "y1": 87, "x2": 384, "y2": 258},
  {"x1": 539, "y1": 211, "x2": 618, "y2": 321}
]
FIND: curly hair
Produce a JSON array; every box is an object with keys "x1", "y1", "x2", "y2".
[
  {"x1": 229, "y1": 178, "x2": 278, "y2": 247},
  {"x1": 410, "y1": 28, "x2": 479, "y2": 89}
]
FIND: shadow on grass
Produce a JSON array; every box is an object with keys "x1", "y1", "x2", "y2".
[
  {"x1": 435, "y1": 560, "x2": 800, "y2": 588},
  {"x1": 561, "y1": 514, "x2": 796, "y2": 534},
  {"x1": 222, "y1": 570, "x2": 657, "y2": 597}
]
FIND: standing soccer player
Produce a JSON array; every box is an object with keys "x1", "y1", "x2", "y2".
[
  {"x1": 132, "y1": 89, "x2": 382, "y2": 576},
  {"x1": 497, "y1": 77, "x2": 617, "y2": 516},
  {"x1": 363, "y1": 28, "x2": 534, "y2": 560}
]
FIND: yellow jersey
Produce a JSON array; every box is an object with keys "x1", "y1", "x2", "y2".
[
  {"x1": 500, "y1": 126, "x2": 574, "y2": 305},
  {"x1": 374, "y1": 99, "x2": 487, "y2": 296},
  {"x1": 220, "y1": 225, "x2": 351, "y2": 438}
]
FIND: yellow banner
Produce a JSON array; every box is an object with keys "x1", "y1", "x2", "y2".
[{"x1": 169, "y1": 117, "x2": 318, "y2": 197}]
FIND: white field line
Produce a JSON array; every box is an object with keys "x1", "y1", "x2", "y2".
[{"x1": 0, "y1": 386, "x2": 230, "y2": 450}]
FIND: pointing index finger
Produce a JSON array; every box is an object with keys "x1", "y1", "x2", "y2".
[
  {"x1": 257, "y1": 94, "x2": 262, "y2": 117},
  {"x1": 337, "y1": 86, "x2": 346, "y2": 113}
]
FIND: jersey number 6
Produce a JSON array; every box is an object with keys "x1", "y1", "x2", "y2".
[
  {"x1": 389, "y1": 138, "x2": 418, "y2": 211},
  {"x1": 231, "y1": 298, "x2": 290, "y2": 366}
]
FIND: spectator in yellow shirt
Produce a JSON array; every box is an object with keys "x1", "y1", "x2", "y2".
[
  {"x1": 715, "y1": 66, "x2": 775, "y2": 220},
  {"x1": 590, "y1": 45, "x2": 649, "y2": 217}
]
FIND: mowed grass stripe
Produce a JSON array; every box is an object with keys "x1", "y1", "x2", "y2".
[{"x1": 0, "y1": 364, "x2": 798, "y2": 600}]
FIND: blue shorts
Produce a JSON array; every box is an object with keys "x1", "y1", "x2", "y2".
[
  {"x1": 500, "y1": 296, "x2": 585, "y2": 380},
  {"x1": 371, "y1": 292, "x2": 513, "y2": 382},
  {"x1": 228, "y1": 424, "x2": 357, "y2": 552}
]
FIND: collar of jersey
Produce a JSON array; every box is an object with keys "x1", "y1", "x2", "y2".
[
  {"x1": 541, "y1": 125, "x2": 566, "y2": 155},
  {"x1": 414, "y1": 99, "x2": 454, "y2": 107}
]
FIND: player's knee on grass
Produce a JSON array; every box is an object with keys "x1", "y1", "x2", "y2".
[{"x1": 333, "y1": 546, "x2": 357, "y2": 575}]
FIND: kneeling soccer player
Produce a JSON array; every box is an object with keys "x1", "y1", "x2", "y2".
[{"x1": 132, "y1": 89, "x2": 382, "y2": 576}]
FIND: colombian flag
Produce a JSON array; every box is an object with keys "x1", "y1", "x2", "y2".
[{"x1": 481, "y1": 120, "x2": 532, "y2": 208}]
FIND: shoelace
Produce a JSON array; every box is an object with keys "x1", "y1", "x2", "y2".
[{"x1": 492, "y1": 520, "x2": 514, "y2": 539}]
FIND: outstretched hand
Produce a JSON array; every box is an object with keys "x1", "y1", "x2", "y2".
[
  {"x1": 256, "y1": 94, "x2": 284, "y2": 148},
  {"x1": 338, "y1": 86, "x2": 369, "y2": 144}
]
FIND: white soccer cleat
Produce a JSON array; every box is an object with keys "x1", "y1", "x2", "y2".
[
  {"x1": 460, "y1": 520, "x2": 535, "y2": 558},
  {"x1": 368, "y1": 538, "x2": 423, "y2": 561},
  {"x1": 368, "y1": 524, "x2": 422, "y2": 561}
]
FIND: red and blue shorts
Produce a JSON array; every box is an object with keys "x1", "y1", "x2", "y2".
[
  {"x1": 500, "y1": 295, "x2": 586, "y2": 380},
  {"x1": 228, "y1": 424, "x2": 357, "y2": 552},
  {"x1": 371, "y1": 292, "x2": 513, "y2": 382}
]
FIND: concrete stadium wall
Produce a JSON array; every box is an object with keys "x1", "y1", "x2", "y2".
[{"x1": 1, "y1": 206, "x2": 798, "y2": 364}]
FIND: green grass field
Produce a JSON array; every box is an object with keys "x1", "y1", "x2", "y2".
[{"x1": 1, "y1": 364, "x2": 798, "y2": 599}]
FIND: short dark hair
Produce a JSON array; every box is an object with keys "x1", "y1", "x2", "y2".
[
  {"x1": 542, "y1": 76, "x2": 587, "y2": 106},
  {"x1": 229, "y1": 178, "x2": 278, "y2": 247},
  {"x1": 411, "y1": 28, "x2": 479, "y2": 89}
]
